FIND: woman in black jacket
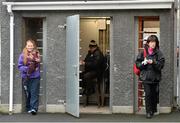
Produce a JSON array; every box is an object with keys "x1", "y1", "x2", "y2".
[
  {"x1": 80, "y1": 40, "x2": 104, "y2": 106},
  {"x1": 136, "y1": 35, "x2": 165, "y2": 118}
]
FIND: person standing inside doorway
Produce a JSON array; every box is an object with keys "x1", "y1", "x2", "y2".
[
  {"x1": 18, "y1": 39, "x2": 41, "y2": 115},
  {"x1": 80, "y1": 40, "x2": 104, "y2": 106},
  {"x1": 135, "y1": 35, "x2": 165, "y2": 118}
]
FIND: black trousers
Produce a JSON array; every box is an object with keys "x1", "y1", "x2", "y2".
[
  {"x1": 143, "y1": 82, "x2": 159, "y2": 113},
  {"x1": 80, "y1": 71, "x2": 97, "y2": 96}
]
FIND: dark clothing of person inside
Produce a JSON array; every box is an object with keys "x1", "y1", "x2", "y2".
[{"x1": 80, "y1": 47, "x2": 104, "y2": 96}]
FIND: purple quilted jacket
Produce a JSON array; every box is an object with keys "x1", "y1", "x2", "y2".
[{"x1": 18, "y1": 53, "x2": 40, "y2": 79}]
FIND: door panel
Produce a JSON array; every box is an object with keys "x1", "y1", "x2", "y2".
[{"x1": 66, "y1": 15, "x2": 80, "y2": 117}]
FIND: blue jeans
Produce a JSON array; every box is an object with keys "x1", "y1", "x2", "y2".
[{"x1": 23, "y1": 77, "x2": 40, "y2": 112}]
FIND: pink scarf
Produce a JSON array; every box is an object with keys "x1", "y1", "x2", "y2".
[{"x1": 148, "y1": 48, "x2": 153, "y2": 55}]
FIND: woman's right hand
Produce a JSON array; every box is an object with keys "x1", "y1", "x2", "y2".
[
  {"x1": 27, "y1": 53, "x2": 34, "y2": 60},
  {"x1": 142, "y1": 58, "x2": 148, "y2": 65},
  {"x1": 80, "y1": 60, "x2": 85, "y2": 65}
]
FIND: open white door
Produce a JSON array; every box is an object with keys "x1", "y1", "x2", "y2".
[{"x1": 66, "y1": 15, "x2": 80, "y2": 117}]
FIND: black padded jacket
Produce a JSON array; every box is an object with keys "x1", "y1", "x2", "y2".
[
  {"x1": 84, "y1": 48, "x2": 104, "y2": 75},
  {"x1": 135, "y1": 47, "x2": 165, "y2": 83}
]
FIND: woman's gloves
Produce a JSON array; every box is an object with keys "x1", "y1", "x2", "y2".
[
  {"x1": 142, "y1": 58, "x2": 148, "y2": 65},
  {"x1": 142, "y1": 58, "x2": 153, "y2": 65}
]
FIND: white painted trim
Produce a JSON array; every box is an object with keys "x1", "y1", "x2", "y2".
[
  {"x1": 137, "y1": 107, "x2": 171, "y2": 114},
  {"x1": 112, "y1": 106, "x2": 133, "y2": 114},
  {"x1": 46, "y1": 104, "x2": 65, "y2": 113},
  {"x1": 159, "y1": 106, "x2": 172, "y2": 113},
  {"x1": 0, "y1": 104, "x2": 21, "y2": 113},
  {"x1": 137, "y1": 106, "x2": 172, "y2": 114},
  {"x1": 0, "y1": 104, "x2": 171, "y2": 114},
  {"x1": 3, "y1": 0, "x2": 174, "y2": 11},
  {"x1": 137, "y1": 104, "x2": 159, "y2": 115},
  {"x1": 112, "y1": 106, "x2": 171, "y2": 114},
  {"x1": 80, "y1": 106, "x2": 112, "y2": 114}
]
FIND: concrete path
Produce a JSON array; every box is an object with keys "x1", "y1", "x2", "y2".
[{"x1": 0, "y1": 110, "x2": 180, "y2": 122}]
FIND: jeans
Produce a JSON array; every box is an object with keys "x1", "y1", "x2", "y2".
[{"x1": 23, "y1": 77, "x2": 40, "y2": 112}]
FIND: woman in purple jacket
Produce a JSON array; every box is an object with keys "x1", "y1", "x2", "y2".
[{"x1": 18, "y1": 39, "x2": 40, "y2": 115}]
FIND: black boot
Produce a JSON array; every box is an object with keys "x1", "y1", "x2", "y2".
[{"x1": 150, "y1": 111, "x2": 154, "y2": 117}]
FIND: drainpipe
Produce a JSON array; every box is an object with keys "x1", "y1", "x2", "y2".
[
  {"x1": 7, "y1": 4, "x2": 14, "y2": 115},
  {"x1": 177, "y1": 0, "x2": 180, "y2": 108}
]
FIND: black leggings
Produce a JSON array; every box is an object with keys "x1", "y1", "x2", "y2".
[{"x1": 143, "y1": 83, "x2": 159, "y2": 113}]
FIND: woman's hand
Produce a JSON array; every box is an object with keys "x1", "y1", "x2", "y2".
[
  {"x1": 35, "y1": 58, "x2": 40, "y2": 62},
  {"x1": 142, "y1": 58, "x2": 148, "y2": 65},
  {"x1": 80, "y1": 60, "x2": 85, "y2": 65},
  {"x1": 147, "y1": 59, "x2": 153, "y2": 64},
  {"x1": 35, "y1": 53, "x2": 41, "y2": 62},
  {"x1": 27, "y1": 53, "x2": 34, "y2": 60}
]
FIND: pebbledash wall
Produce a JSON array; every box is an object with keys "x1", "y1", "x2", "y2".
[{"x1": 0, "y1": 0, "x2": 176, "y2": 113}]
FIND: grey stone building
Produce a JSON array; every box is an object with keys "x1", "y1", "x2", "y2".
[{"x1": 0, "y1": 0, "x2": 177, "y2": 117}]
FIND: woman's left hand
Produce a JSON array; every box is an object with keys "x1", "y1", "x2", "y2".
[
  {"x1": 147, "y1": 59, "x2": 153, "y2": 64},
  {"x1": 35, "y1": 53, "x2": 41, "y2": 62},
  {"x1": 27, "y1": 53, "x2": 34, "y2": 60},
  {"x1": 35, "y1": 58, "x2": 40, "y2": 62}
]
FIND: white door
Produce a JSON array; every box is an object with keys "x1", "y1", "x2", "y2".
[{"x1": 66, "y1": 15, "x2": 80, "y2": 117}]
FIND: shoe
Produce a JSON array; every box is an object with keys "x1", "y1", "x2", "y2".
[
  {"x1": 31, "y1": 109, "x2": 37, "y2": 115},
  {"x1": 146, "y1": 112, "x2": 152, "y2": 119},
  {"x1": 150, "y1": 111, "x2": 154, "y2": 116},
  {"x1": 27, "y1": 110, "x2": 31, "y2": 113}
]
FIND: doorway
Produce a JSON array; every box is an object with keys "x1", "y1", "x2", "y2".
[
  {"x1": 22, "y1": 18, "x2": 46, "y2": 112},
  {"x1": 135, "y1": 16, "x2": 160, "y2": 114},
  {"x1": 79, "y1": 17, "x2": 111, "y2": 114}
]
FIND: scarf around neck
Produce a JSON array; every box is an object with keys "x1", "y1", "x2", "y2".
[{"x1": 148, "y1": 47, "x2": 154, "y2": 55}]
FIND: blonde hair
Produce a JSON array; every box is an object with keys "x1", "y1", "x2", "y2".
[{"x1": 22, "y1": 39, "x2": 39, "y2": 65}]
